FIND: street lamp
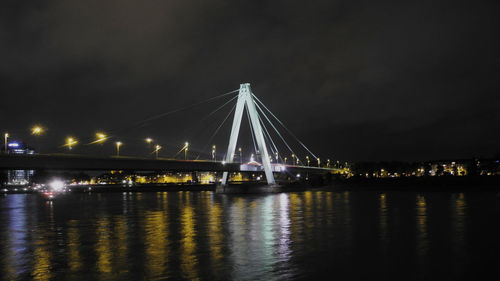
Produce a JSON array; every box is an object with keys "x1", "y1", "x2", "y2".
[
  {"x1": 275, "y1": 152, "x2": 279, "y2": 163},
  {"x1": 317, "y1": 157, "x2": 321, "y2": 167},
  {"x1": 116, "y1": 141, "x2": 122, "y2": 156},
  {"x1": 31, "y1": 126, "x2": 44, "y2": 153},
  {"x1": 327, "y1": 159, "x2": 331, "y2": 168},
  {"x1": 306, "y1": 156, "x2": 310, "y2": 167},
  {"x1": 31, "y1": 126, "x2": 43, "y2": 135},
  {"x1": 66, "y1": 137, "x2": 77, "y2": 150},
  {"x1": 284, "y1": 157, "x2": 287, "y2": 164},
  {"x1": 95, "y1": 133, "x2": 107, "y2": 143},
  {"x1": 184, "y1": 142, "x2": 189, "y2": 160},
  {"x1": 212, "y1": 145, "x2": 216, "y2": 161},
  {"x1": 4, "y1": 133, "x2": 9, "y2": 154},
  {"x1": 238, "y1": 147, "x2": 242, "y2": 163},
  {"x1": 291, "y1": 154, "x2": 295, "y2": 165},
  {"x1": 154, "y1": 145, "x2": 161, "y2": 159}
]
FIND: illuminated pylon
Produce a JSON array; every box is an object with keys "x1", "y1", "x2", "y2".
[{"x1": 222, "y1": 83, "x2": 275, "y2": 185}]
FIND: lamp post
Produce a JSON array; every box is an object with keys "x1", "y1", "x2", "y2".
[
  {"x1": 31, "y1": 126, "x2": 44, "y2": 153},
  {"x1": 238, "y1": 147, "x2": 242, "y2": 163},
  {"x1": 327, "y1": 159, "x2": 331, "y2": 168},
  {"x1": 184, "y1": 142, "x2": 189, "y2": 160},
  {"x1": 155, "y1": 145, "x2": 161, "y2": 159},
  {"x1": 284, "y1": 157, "x2": 287, "y2": 164},
  {"x1": 306, "y1": 156, "x2": 310, "y2": 167},
  {"x1": 4, "y1": 133, "x2": 9, "y2": 154},
  {"x1": 275, "y1": 152, "x2": 279, "y2": 163},
  {"x1": 116, "y1": 141, "x2": 122, "y2": 156},
  {"x1": 317, "y1": 157, "x2": 321, "y2": 167},
  {"x1": 66, "y1": 137, "x2": 77, "y2": 150},
  {"x1": 212, "y1": 145, "x2": 216, "y2": 161}
]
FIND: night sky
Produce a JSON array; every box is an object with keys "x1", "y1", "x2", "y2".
[{"x1": 1, "y1": 0, "x2": 498, "y2": 162}]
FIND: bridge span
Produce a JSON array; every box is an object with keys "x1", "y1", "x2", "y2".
[{"x1": 0, "y1": 154, "x2": 336, "y2": 176}]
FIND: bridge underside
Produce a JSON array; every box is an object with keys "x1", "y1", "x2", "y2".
[
  {"x1": 0, "y1": 154, "x2": 241, "y2": 172},
  {"x1": 0, "y1": 154, "x2": 335, "y2": 177}
]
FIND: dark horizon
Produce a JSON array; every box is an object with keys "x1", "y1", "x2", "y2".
[{"x1": 1, "y1": 0, "x2": 499, "y2": 162}]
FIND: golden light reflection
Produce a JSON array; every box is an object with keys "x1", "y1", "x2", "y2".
[
  {"x1": 289, "y1": 193, "x2": 301, "y2": 243},
  {"x1": 451, "y1": 193, "x2": 467, "y2": 264},
  {"x1": 181, "y1": 199, "x2": 199, "y2": 280},
  {"x1": 145, "y1": 209, "x2": 169, "y2": 278},
  {"x1": 208, "y1": 199, "x2": 223, "y2": 268},
  {"x1": 416, "y1": 195, "x2": 428, "y2": 260},
  {"x1": 32, "y1": 237, "x2": 52, "y2": 281},
  {"x1": 113, "y1": 215, "x2": 128, "y2": 276},
  {"x1": 67, "y1": 220, "x2": 82, "y2": 273},
  {"x1": 379, "y1": 194, "x2": 388, "y2": 242},
  {"x1": 304, "y1": 191, "x2": 313, "y2": 230},
  {"x1": 326, "y1": 192, "x2": 333, "y2": 228},
  {"x1": 95, "y1": 217, "x2": 112, "y2": 277}
]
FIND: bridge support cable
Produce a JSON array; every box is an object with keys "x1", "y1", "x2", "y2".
[
  {"x1": 252, "y1": 93, "x2": 318, "y2": 160},
  {"x1": 254, "y1": 101, "x2": 300, "y2": 164},
  {"x1": 245, "y1": 105, "x2": 258, "y2": 158},
  {"x1": 196, "y1": 103, "x2": 237, "y2": 160},
  {"x1": 257, "y1": 113, "x2": 280, "y2": 162},
  {"x1": 181, "y1": 94, "x2": 239, "y2": 143},
  {"x1": 130, "y1": 89, "x2": 239, "y2": 128}
]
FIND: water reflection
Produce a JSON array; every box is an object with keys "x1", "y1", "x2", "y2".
[
  {"x1": 67, "y1": 220, "x2": 82, "y2": 273},
  {"x1": 95, "y1": 217, "x2": 112, "y2": 278},
  {"x1": 32, "y1": 201, "x2": 54, "y2": 281},
  {"x1": 379, "y1": 194, "x2": 388, "y2": 244},
  {"x1": 180, "y1": 193, "x2": 198, "y2": 280},
  {"x1": 451, "y1": 193, "x2": 467, "y2": 273},
  {"x1": 0, "y1": 191, "x2": 492, "y2": 280}
]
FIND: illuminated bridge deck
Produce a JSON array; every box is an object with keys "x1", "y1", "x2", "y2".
[{"x1": 0, "y1": 154, "x2": 336, "y2": 175}]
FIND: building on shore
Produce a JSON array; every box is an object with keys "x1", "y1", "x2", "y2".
[{"x1": 5, "y1": 141, "x2": 35, "y2": 185}]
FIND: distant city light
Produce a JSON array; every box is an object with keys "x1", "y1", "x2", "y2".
[
  {"x1": 8, "y1": 143, "x2": 19, "y2": 148},
  {"x1": 49, "y1": 179, "x2": 65, "y2": 191}
]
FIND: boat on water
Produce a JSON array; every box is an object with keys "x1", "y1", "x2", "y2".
[{"x1": 39, "y1": 179, "x2": 68, "y2": 200}]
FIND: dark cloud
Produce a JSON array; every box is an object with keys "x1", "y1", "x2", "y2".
[{"x1": 1, "y1": 0, "x2": 499, "y2": 161}]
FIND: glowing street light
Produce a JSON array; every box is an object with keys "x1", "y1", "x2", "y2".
[
  {"x1": 154, "y1": 145, "x2": 162, "y2": 159},
  {"x1": 284, "y1": 157, "x2": 287, "y2": 164},
  {"x1": 327, "y1": 159, "x2": 331, "y2": 168},
  {"x1": 66, "y1": 137, "x2": 77, "y2": 150},
  {"x1": 184, "y1": 142, "x2": 189, "y2": 160},
  {"x1": 212, "y1": 145, "x2": 216, "y2": 161},
  {"x1": 317, "y1": 157, "x2": 321, "y2": 167},
  {"x1": 238, "y1": 147, "x2": 242, "y2": 163},
  {"x1": 275, "y1": 152, "x2": 279, "y2": 163},
  {"x1": 31, "y1": 126, "x2": 44, "y2": 153},
  {"x1": 95, "y1": 133, "x2": 107, "y2": 144},
  {"x1": 306, "y1": 156, "x2": 310, "y2": 167},
  {"x1": 4, "y1": 133, "x2": 8, "y2": 154},
  {"x1": 31, "y1": 126, "x2": 44, "y2": 136},
  {"x1": 116, "y1": 141, "x2": 122, "y2": 156}
]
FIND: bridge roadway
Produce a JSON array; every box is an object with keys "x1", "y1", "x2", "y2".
[{"x1": 0, "y1": 153, "x2": 334, "y2": 175}]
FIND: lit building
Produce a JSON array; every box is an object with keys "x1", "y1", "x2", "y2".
[{"x1": 6, "y1": 141, "x2": 35, "y2": 185}]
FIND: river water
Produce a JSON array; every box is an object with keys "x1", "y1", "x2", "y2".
[{"x1": 0, "y1": 190, "x2": 499, "y2": 280}]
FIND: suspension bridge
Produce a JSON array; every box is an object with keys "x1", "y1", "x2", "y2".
[{"x1": 0, "y1": 83, "x2": 344, "y2": 186}]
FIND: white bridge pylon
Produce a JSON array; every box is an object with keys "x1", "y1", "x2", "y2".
[{"x1": 222, "y1": 83, "x2": 275, "y2": 185}]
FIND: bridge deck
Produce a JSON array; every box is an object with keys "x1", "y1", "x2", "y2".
[{"x1": 0, "y1": 154, "x2": 337, "y2": 174}]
